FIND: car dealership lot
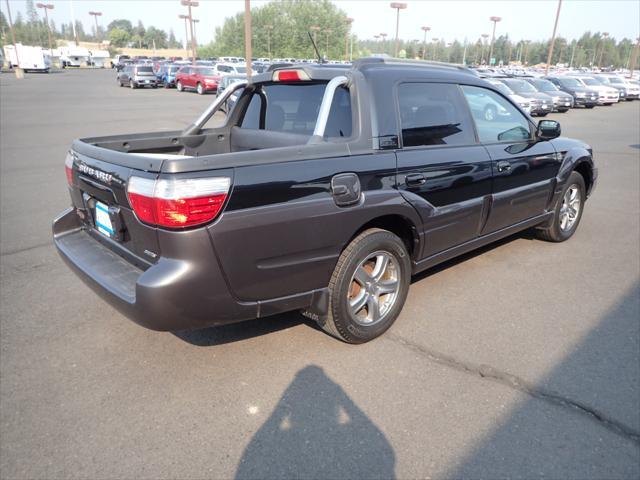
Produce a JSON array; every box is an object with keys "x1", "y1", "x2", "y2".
[{"x1": 1, "y1": 69, "x2": 638, "y2": 478}]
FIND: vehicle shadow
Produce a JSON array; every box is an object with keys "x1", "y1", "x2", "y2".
[
  {"x1": 235, "y1": 365, "x2": 396, "y2": 479},
  {"x1": 174, "y1": 229, "x2": 537, "y2": 346}
]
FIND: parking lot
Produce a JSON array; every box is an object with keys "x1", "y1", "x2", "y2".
[{"x1": 1, "y1": 68, "x2": 638, "y2": 478}]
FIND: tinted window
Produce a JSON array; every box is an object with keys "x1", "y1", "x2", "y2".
[
  {"x1": 529, "y1": 79, "x2": 558, "y2": 91},
  {"x1": 241, "y1": 83, "x2": 352, "y2": 137},
  {"x1": 556, "y1": 77, "x2": 581, "y2": 88},
  {"x1": 502, "y1": 79, "x2": 537, "y2": 93},
  {"x1": 136, "y1": 66, "x2": 153, "y2": 73},
  {"x1": 236, "y1": 66, "x2": 247, "y2": 73},
  {"x1": 397, "y1": 83, "x2": 475, "y2": 147},
  {"x1": 462, "y1": 85, "x2": 531, "y2": 143}
]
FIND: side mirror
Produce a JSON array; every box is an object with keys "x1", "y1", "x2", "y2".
[{"x1": 537, "y1": 119, "x2": 561, "y2": 140}]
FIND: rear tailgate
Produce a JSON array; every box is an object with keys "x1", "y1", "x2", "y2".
[{"x1": 67, "y1": 149, "x2": 161, "y2": 264}]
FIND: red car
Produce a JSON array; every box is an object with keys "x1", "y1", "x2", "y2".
[{"x1": 175, "y1": 66, "x2": 221, "y2": 95}]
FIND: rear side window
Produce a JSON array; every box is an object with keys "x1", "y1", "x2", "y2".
[
  {"x1": 461, "y1": 85, "x2": 531, "y2": 143},
  {"x1": 397, "y1": 83, "x2": 475, "y2": 147},
  {"x1": 240, "y1": 83, "x2": 352, "y2": 137}
]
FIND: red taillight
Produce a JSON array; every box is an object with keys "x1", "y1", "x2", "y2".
[
  {"x1": 272, "y1": 69, "x2": 311, "y2": 82},
  {"x1": 65, "y1": 152, "x2": 74, "y2": 186},
  {"x1": 127, "y1": 176, "x2": 230, "y2": 228}
]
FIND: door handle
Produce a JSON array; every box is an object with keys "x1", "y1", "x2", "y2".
[
  {"x1": 496, "y1": 161, "x2": 512, "y2": 173},
  {"x1": 405, "y1": 173, "x2": 426, "y2": 187}
]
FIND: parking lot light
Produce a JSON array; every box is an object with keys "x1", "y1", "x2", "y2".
[
  {"x1": 181, "y1": 0, "x2": 199, "y2": 65},
  {"x1": 345, "y1": 18, "x2": 354, "y2": 62},
  {"x1": 323, "y1": 28, "x2": 332, "y2": 60},
  {"x1": 390, "y1": 3, "x2": 407, "y2": 57},
  {"x1": 178, "y1": 15, "x2": 190, "y2": 57},
  {"x1": 88, "y1": 10, "x2": 102, "y2": 42},
  {"x1": 598, "y1": 32, "x2": 609, "y2": 69},
  {"x1": 380, "y1": 32, "x2": 388, "y2": 54},
  {"x1": 432, "y1": 37, "x2": 439, "y2": 61},
  {"x1": 265, "y1": 24, "x2": 273, "y2": 60},
  {"x1": 488, "y1": 16, "x2": 501, "y2": 65},
  {"x1": 480, "y1": 33, "x2": 489, "y2": 64},
  {"x1": 628, "y1": 37, "x2": 640, "y2": 78},
  {"x1": 36, "y1": 3, "x2": 55, "y2": 53},
  {"x1": 421, "y1": 26, "x2": 431, "y2": 60}
]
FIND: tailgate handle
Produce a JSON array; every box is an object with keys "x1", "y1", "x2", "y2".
[{"x1": 331, "y1": 173, "x2": 361, "y2": 207}]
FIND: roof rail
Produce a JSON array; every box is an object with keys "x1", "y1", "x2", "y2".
[{"x1": 352, "y1": 56, "x2": 473, "y2": 74}]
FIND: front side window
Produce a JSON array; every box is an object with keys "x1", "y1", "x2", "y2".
[
  {"x1": 397, "y1": 83, "x2": 475, "y2": 147},
  {"x1": 461, "y1": 85, "x2": 531, "y2": 143}
]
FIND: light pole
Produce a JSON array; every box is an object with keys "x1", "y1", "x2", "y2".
[
  {"x1": 244, "y1": 0, "x2": 251, "y2": 78},
  {"x1": 544, "y1": 0, "x2": 562, "y2": 75},
  {"x1": 265, "y1": 24, "x2": 273, "y2": 59},
  {"x1": 523, "y1": 39, "x2": 531, "y2": 65},
  {"x1": 4, "y1": 0, "x2": 23, "y2": 78},
  {"x1": 432, "y1": 37, "x2": 438, "y2": 61},
  {"x1": 446, "y1": 42, "x2": 453, "y2": 62},
  {"x1": 480, "y1": 33, "x2": 489, "y2": 64},
  {"x1": 344, "y1": 18, "x2": 353, "y2": 62},
  {"x1": 192, "y1": 18, "x2": 199, "y2": 51},
  {"x1": 324, "y1": 28, "x2": 332, "y2": 59},
  {"x1": 36, "y1": 3, "x2": 54, "y2": 52},
  {"x1": 488, "y1": 16, "x2": 501, "y2": 66},
  {"x1": 181, "y1": 0, "x2": 199, "y2": 65},
  {"x1": 421, "y1": 26, "x2": 430, "y2": 60},
  {"x1": 88, "y1": 10, "x2": 102, "y2": 41},
  {"x1": 598, "y1": 32, "x2": 609, "y2": 69},
  {"x1": 380, "y1": 32, "x2": 388, "y2": 54},
  {"x1": 628, "y1": 37, "x2": 640, "y2": 78},
  {"x1": 390, "y1": 3, "x2": 407, "y2": 57},
  {"x1": 569, "y1": 40, "x2": 577, "y2": 68},
  {"x1": 178, "y1": 14, "x2": 190, "y2": 57}
]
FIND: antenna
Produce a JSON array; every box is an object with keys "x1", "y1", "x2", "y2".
[{"x1": 308, "y1": 31, "x2": 324, "y2": 63}]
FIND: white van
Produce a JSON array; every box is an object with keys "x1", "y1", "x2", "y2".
[{"x1": 4, "y1": 44, "x2": 51, "y2": 72}]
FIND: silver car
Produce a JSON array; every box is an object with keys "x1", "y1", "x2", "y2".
[{"x1": 117, "y1": 64, "x2": 158, "y2": 89}]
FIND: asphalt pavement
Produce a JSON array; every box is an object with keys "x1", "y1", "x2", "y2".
[{"x1": 1, "y1": 69, "x2": 639, "y2": 479}]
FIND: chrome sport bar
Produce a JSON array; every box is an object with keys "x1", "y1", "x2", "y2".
[{"x1": 182, "y1": 80, "x2": 249, "y2": 136}]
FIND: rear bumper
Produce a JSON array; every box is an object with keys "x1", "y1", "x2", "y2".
[{"x1": 53, "y1": 208, "x2": 259, "y2": 331}]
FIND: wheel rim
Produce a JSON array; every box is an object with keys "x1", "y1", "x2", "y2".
[
  {"x1": 197, "y1": 84, "x2": 203, "y2": 94},
  {"x1": 347, "y1": 251, "x2": 400, "y2": 326},
  {"x1": 559, "y1": 184, "x2": 581, "y2": 231}
]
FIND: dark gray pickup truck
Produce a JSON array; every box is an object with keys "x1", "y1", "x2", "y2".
[{"x1": 53, "y1": 58, "x2": 597, "y2": 343}]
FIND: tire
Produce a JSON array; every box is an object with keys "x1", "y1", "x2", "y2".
[
  {"x1": 130, "y1": 80, "x2": 136, "y2": 89},
  {"x1": 164, "y1": 81, "x2": 170, "y2": 89},
  {"x1": 196, "y1": 82, "x2": 204, "y2": 95},
  {"x1": 558, "y1": 108, "x2": 569, "y2": 113},
  {"x1": 118, "y1": 80, "x2": 123, "y2": 87},
  {"x1": 483, "y1": 104, "x2": 497, "y2": 121},
  {"x1": 176, "y1": 81, "x2": 183, "y2": 92},
  {"x1": 585, "y1": 105, "x2": 595, "y2": 109},
  {"x1": 318, "y1": 228, "x2": 411, "y2": 344},
  {"x1": 539, "y1": 112, "x2": 549, "y2": 117},
  {"x1": 536, "y1": 171, "x2": 586, "y2": 242}
]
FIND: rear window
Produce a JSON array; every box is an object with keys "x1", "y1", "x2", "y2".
[
  {"x1": 240, "y1": 83, "x2": 352, "y2": 137},
  {"x1": 136, "y1": 66, "x2": 153, "y2": 73}
]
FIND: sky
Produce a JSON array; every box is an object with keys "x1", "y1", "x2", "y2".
[{"x1": 4, "y1": 0, "x2": 640, "y2": 46}]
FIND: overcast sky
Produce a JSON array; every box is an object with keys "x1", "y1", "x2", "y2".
[{"x1": 5, "y1": 0, "x2": 639, "y2": 45}]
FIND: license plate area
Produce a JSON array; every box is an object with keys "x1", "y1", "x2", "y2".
[
  {"x1": 83, "y1": 194, "x2": 125, "y2": 241},
  {"x1": 95, "y1": 202, "x2": 115, "y2": 237}
]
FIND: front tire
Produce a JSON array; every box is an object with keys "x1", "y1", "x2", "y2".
[
  {"x1": 176, "y1": 81, "x2": 183, "y2": 92},
  {"x1": 319, "y1": 228, "x2": 411, "y2": 344},
  {"x1": 130, "y1": 80, "x2": 136, "y2": 89},
  {"x1": 196, "y1": 82, "x2": 204, "y2": 95},
  {"x1": 536, "y1": 171, "x2": 586, "y2": 242}
]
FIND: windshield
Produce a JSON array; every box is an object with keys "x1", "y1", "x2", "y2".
[
  {"x1": 236, "y1": 66, "x2": 247, "y2": 73},
  {"x1": 492, "y1": 82, "x2": 514, "y2": 95},
  {"x1": 505, "y1": 80, "x2": 536, "y2": 93},
  {"x1": 531, "y1": 79, "x2": 558, "y2": 91},
  {"x1": 580, "y1": 78, "x2": 599, "y2": 86},
  {"x1": 607, "y1": 77, "x2": 623, "y2": 84},
  {"x1": 558, "y1": 77, "x2": 581, "y2": 88}
]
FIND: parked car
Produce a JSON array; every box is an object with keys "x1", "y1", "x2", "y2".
[
  {"x1": 571, "y1": 76, "x2": 619, "y2": 105},
  {"x1": 216, "y1": 74, "x2": 247, "y2": 112},
  {"x1": 524, "y1": 78, "x2": 574, "y2": 112},
  {"x1": 589, "y1": 75, "x2": 627, "y2": 101},
  {"x1": 54, "y1": 58, "x2": 596, "y2": 344},
  {"x1": 499, "y1": 78, "x2": 553, "y2": 116},
  {"x1": 545, "y1": 76, "x2": 599, "y2": 108},
  {"x1": 155, "y1": 63, "x2": 181, "y2": 88},
  {"x1": 214, "y1": 63, "x2": 248, "y2": 76},
  {"x1": 602, "y1": 75, "x2": 640, "y2": 100},
  {"x1": 175, "y1": 66, "x2": 222, "y2": 94},
  {"x1": 117, "y1": 64, "x2": 158, "y2": 89},
  {"x1": 487, "y1": 80, "x2": 531, "y2": 114}
]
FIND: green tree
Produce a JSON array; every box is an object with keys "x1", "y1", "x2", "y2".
[
  {"x1": 107, "y1": 19, "x2": 133, "y2": 35},
  {"x1": 109, "y1": 27, "x2": 130, "y2": 47},
  {"x1": 144, "y1": 26, "x2": 167, "y2": 49}
]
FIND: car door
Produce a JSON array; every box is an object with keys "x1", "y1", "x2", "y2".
[
  {"x1": 460, "y1": 85, "x2": 560, "y2": 234},
  {"x1": 395, "y1": 82, "x2": 493, "y2": 258}
]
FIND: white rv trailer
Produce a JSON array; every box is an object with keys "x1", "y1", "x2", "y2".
[{"x1": 3, "y1": 44, "x2": 51, "y2": 72}]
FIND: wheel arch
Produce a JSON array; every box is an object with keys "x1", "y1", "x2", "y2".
[{"x1": 349, "y1": 213, "x2": 421, "y2": 261}]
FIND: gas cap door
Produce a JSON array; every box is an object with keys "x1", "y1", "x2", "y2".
[{"x1": 331, "y1": 173, "x2": 361, "y2": 207}]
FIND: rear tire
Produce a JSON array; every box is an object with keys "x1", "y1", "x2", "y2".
[
  {"x1": 176, "y1": 81, "x2": 183, "y2": 92},
  {"x1": 318, "y1": 228, "x2": 411, "y2": 344},
  {"x1": 197, "y1": 82, "x2": 204, "y2": 95},
  {"x1": 536, "y1": 171, "x2": 586, "y2": 242}
]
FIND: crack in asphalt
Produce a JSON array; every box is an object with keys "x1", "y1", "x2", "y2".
[
  {"x1": 386, "y1": 333, "x2": 640, "y2": 445},
  {"x1": 0, "y1": 241, "x2": 52, "y2": 257}
]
